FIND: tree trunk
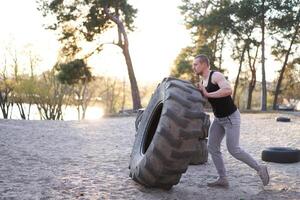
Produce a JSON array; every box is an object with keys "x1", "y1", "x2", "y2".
[
  {"x1": 110, "y1": 81, "x2": 116, "y2": 113},
  {"x1": 77, "y1": 106, "x2": 81, "y2": 120},
  {"x1": 261, "y1": 0, "x2": 267, "y2": 111},
  {"x1": 122, "y1": 41, "x2": 141, "y2": 110},
  {"x1": 212, "y1": 32, "x2": 220, "y2": 68},
  {"x1": 81, "y1": 79, "x2": 88, "y2": 120},
  {"x1": 219, "y1": 36, "x2": 225, "y2": 70},
  {"x1": 121, "y1": 77, "x2": 126, "y2": 111},
  {"x1": 233, "y1": 44, "x2": 247, "y2": 103},
  {"x1": 0, "y1": 89, "x2": 13, "y2": 119},
  {"x1": 16, "y1": 103, "x2": 26, "y2": 119},
  {"x1": 27, "y1": 103, "x2": 32, "y2": 120},
  {"x1": 247, "y1": 81, "x2": 255, "y2": 110},
  {"x1": 272, "y1": 22, "x2": 299, "y2": 110},
  {"x1": 104, "y1": 7, "x2": 142, "y2": 110},
  {"x1": 0, "y1": 104, "x2": 9, "y2": 119},
  {"x1": 246, "y1": 45, "x2": 259, "y2": 110},
  {"x1": 74, "y1": 89, "x2": 81, "y2": 120},
  {"x1": 104, "y1": 79, "x2": 109, "y2": 114}
]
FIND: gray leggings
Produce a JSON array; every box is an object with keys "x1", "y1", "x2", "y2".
[{"x1": 207, "y1": 109, "x2": 260, "y2": 178}]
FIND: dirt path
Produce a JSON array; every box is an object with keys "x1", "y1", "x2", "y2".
[{"x1": 0, "y1": 113, "x2": 299, "y2": 199}]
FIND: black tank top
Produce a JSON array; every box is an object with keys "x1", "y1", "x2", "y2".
[{"x1": 204, "y1": 70, "x2": 237, "y2": 118}]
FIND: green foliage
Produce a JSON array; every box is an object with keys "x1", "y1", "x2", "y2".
[
  {"x1": 180, "y1": 0, "x2": 235, "y2": 34},
  {"x1": 194, "y1": 44, "x2": 216, "y2": 68},
  {"x1": 34, "y1": 69, "x2": 73, "y2": 120},
  {"x1": 176, "y1": 0, "x2": 300, "y2": 111},
  {"x1": 11, "y1": 76, "x2": 37, "y2": 103},
  {"x1": 38, "y1": 0, "x2": 137, "y2": 56},
  {"x1": 269, "y1": 0, "x2": 300, "y2": 32},
  {"x1": 38, "y1": 0, "x2": 142, "y2": 111},
  {"x1": 56, "y1": 59, "x2": 93, "y2": 85},
  {"x1": 0, "y1": 78, "x2": 14, "y2": 119},
  {"x1": 274, "y1": 58, "x2": 300, "y2": 100},
  {"x1": 172, "y1": 0, "x2": 234, "y2": 82},
  {"x1": 268, "y1": 0, "x2": 299, "y2": 108},
  {"x1": 196, "y1": 0, "x2": 236, "y2": 35},
  {"x1": 170, "y1": 47, "x2": 193, "y2": 80},
  {"x1": 269, "y1": 0, "x2": 300, "y2": 59}
]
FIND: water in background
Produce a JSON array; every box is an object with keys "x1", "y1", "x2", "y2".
[{"x1": 1, "y1": 104, "x2": 104, "y2": 121}]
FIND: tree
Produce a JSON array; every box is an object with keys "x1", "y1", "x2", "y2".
[
  {"x1": 230, "y1": 0, "x2": 260, "y2": 103},
  {"x1": 16, "y1": 77, "x2": 38, "y2": 120},
  {"x1": 233, "y1": 72, "x2": 249, "y2": 109},
  {"x1": 260, "y1": 0, "x2": 267, "y2": 111},
  {"x1": 270, "y1": 0, "x2": 300, "y2": 109},
  {"x1": 231, "y1": 40, "x2": 248, "y2": 103},
  {"x1": 272, "y1": 58, "x2": 300, "y2": 102},
  {"x1": 170, "y1": 47, "x2": 196, "y2": 82},
  {"x1": 180, "y1": 0, "x2": 235, "y2": 71},
  {"x1": 34, "y1": 67, "x2": 71, "y2": 120},
  {"x1": 23, "y1": 45, "x2": 42, "y2": 119},
  {"x1": 0, "y1": 56, "x2": 13, "y2": 119},
  {"x1": 56, "y1": 59, "x2": 94, "y2": 120},
  {"x1": 9, "y1": 47, "x2": 27, "y2": 119},
  {"x1": 246, "y1": 43, "x2": 260, "y2": 109},
  {"x1": 1, "y1": 44, "x2": 42, "y2": 120},
  {"x1": 99, "y1": 76, "x2": 126, "y2": 114},
  {"x1": 175, "y1": 0, "x2": 233, "y2": 82},
  {"x1": 180, "y1": 0, "x2": 278, "y2": 110},
  {"x1": 235, "y1": 0, "x2": 272, "y2": 111},
  {"x1": 37, "y1": 0, "x2": 142, "y2": 110}
]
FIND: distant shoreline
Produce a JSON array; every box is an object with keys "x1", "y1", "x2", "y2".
[{"x1": 1, "y1": 109, "x2": 300, "y2": 120}]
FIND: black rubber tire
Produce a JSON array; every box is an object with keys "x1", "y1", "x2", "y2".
[
  {"x1": 188, "y1": 113, "x2": 210, "y2": 165},
  {"x1": 129, "y1": 77, "x2": 207, "y2": 189},
  {"x1": 135, "y1": 108, "x2": 145, "y2": 131},
  {"x1": 201, "y1": 113, "x2": 210, "y2": 139},
  {"x1": 189, "y1": 139, "x2": 208, "y2": 165},
  {"x1": 276, "y1": 116, "x2": 291, "y2": 122},
  {"x1": 262, "y1": 147, "x2": 300, "y2": 163}
]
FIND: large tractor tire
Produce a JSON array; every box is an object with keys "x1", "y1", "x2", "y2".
[
  {"x1": 189, "y1": 113, "x2": 210, "y2": 165},
  {"x1": 135, "y1": 108, "x2": 145, "y2": 131},
  {"x1": 129, "y1": 77, "x2": 207, "y2": 190},
  {"x1": 190, "y1": 139, "x2": 208, "y2": 165}
]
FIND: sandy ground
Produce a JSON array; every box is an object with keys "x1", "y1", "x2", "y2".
[{"x1": 0, "y1": 112, "x2": 300, "y2": 200}]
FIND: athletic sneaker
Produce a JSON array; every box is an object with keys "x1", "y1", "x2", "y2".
[
  {"x1": 258, "y1": 165, "x2": 270, "y2": 186},
  {"x1": 207, "y1": 177, "x2": 229, "y2": 188}
]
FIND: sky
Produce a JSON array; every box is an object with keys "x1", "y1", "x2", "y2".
[{"x1": 0, "y1": 0, "x2": 283, "y2": 86}]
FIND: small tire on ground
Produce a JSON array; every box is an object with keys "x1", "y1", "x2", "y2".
[
  {"x1": 276, "y1": 116, "x2": 291, "y2": 122},
  {"x1": 189, "y1": 139, "x2": 208, "y2": 165},
  {"x1": 262, "y1": 147, "x2": 300, "y2": 163},
  {"x1": 129, "y1": 77, "x2": 207, "y2": 189}
]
